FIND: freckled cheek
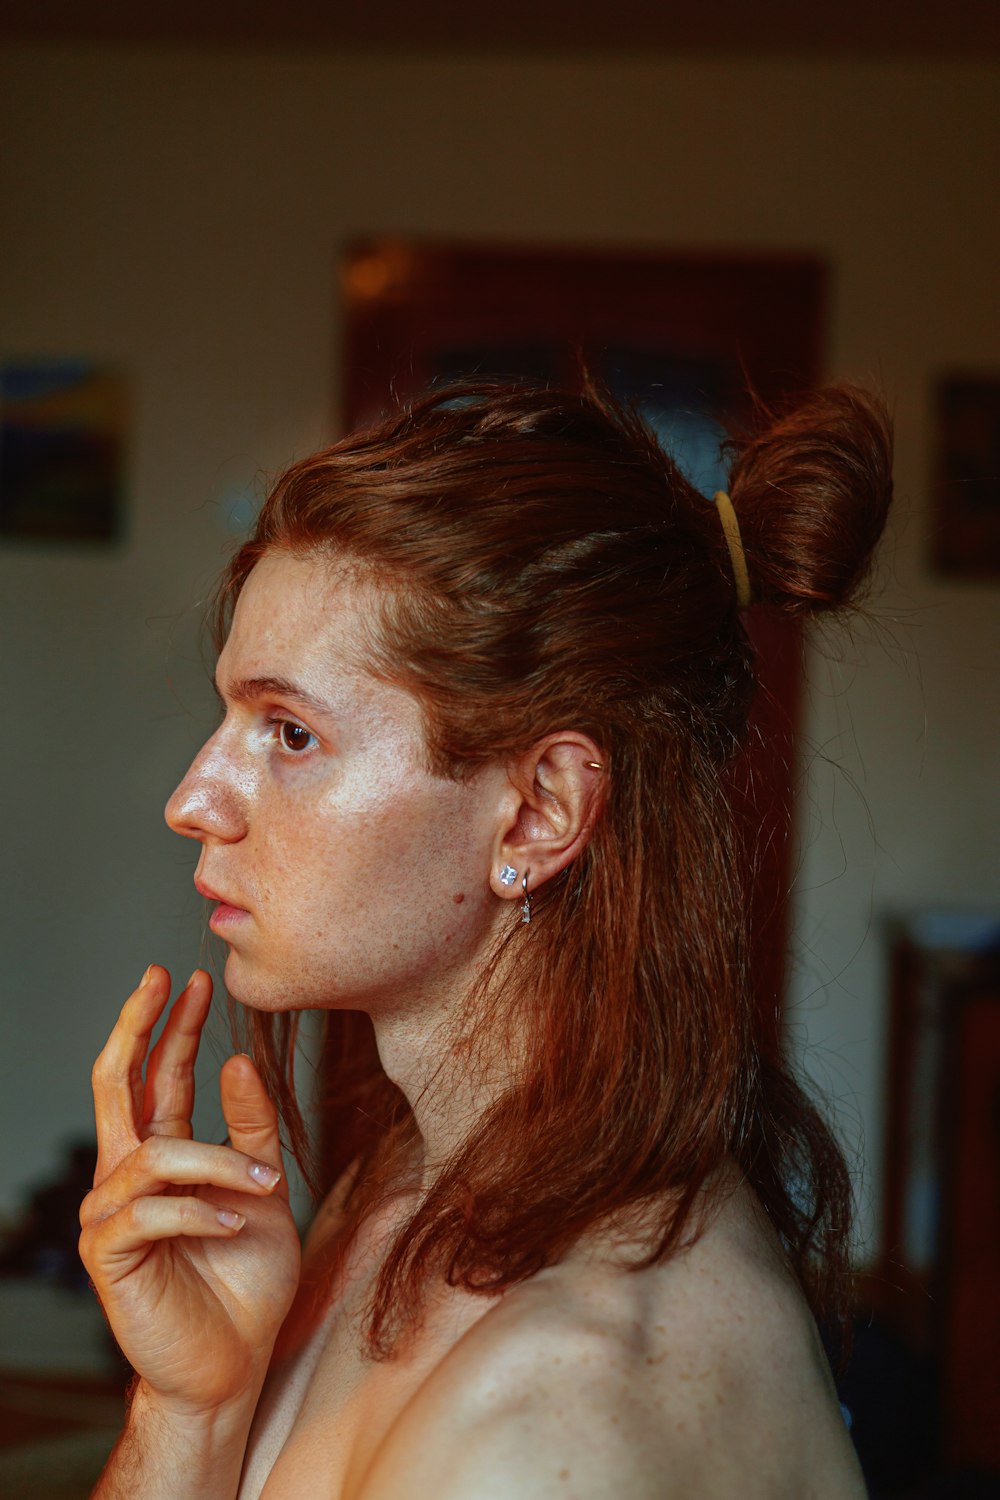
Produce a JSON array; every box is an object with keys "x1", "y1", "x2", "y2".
[
  {"x1": 251, "y1": 789, "x2": 427, "y2": 923},
  {"x1": 250, "y1": 769, "x2": 491, "y2": 947}
]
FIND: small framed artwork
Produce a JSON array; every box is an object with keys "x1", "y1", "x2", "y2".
[
  {"x1": 931, "y1": 375, "x2": 1000, "y2": 578},
  {"x1": 0, "y1": 360, "x2": 127, "y2": 543}
]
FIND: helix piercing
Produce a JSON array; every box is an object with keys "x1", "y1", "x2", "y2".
[
  {"x1": 583, "y1": 760, "x2": 606, "y2": 771},
  {"x1": 499, "y1": 864, "x2": 518, "y2": 887}
]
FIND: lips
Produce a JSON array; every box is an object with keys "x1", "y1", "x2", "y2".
[{"x1": 194, "y1": 875, "x2": 248, "y2": 913}]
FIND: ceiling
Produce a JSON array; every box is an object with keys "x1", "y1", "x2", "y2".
[{"x1": 1, "y1": 0, "x2": 998, "y2": 57}]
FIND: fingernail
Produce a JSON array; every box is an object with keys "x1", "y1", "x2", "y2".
[
  {"x1": 248, "y1": 1162, "x2": 281, "y2": 1189},
  {"x1": 217, "y1": 1209, "x2": 245, "y2": 1230},
  {"x1": 140, "y1": 965, "x2": 153, "y2": 986}
]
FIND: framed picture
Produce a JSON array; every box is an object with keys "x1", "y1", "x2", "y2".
[{"x1": 0, "y1": 360, "x2": 127, "y2": 544}]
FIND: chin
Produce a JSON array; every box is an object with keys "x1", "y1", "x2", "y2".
[
  {"x1": 222, "y1": 949, "x2": 338, "y2": 1012},
  {"x1": 221, "y1": 952, "x2": 284, "y2": 1011}
]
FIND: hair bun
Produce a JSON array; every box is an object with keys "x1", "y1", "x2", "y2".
[{"x1": 726, "y1": 384, "x2": 893, "y2": 616}]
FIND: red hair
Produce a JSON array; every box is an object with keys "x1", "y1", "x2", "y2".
[{"x1": 213, "y1": 379, "x2": 893, "y2": 1357}]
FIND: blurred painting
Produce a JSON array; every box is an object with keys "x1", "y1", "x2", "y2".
[
  {"x1": 932, "y1": 375, "x2": 1000, "y2": 578},
  {"x1": 0, "y1": 361, "x2": 126, "y2": 543}
]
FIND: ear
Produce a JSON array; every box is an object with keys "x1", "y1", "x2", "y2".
[{"x1": 488, "y1": 732, "x2": 608, "y2": 902}]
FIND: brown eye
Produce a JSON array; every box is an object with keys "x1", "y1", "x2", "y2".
[{"x1": 278, "y1": 721, "x2": 315, "y2": 753}]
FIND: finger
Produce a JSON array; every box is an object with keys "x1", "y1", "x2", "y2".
[
  {"x1": 80, "y1": 1196, "x2": 246, "y2": 1279},
  {"x1": 142, "y1": 970, "x2": 213, "y2": 1139},
  {"x1": 91, "y1": 966, "x2": 173, "y2": 1182},
  {"x1": 80, "y1": 1134, "x2": 283, "y2": 1227},
  {"x1": 221, "y1": 1054, "x2": 290, "y2": 1203}
]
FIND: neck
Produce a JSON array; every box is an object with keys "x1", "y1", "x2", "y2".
[{"x1": 366, "y1": 938, "x2": 519, "y2": 1192}]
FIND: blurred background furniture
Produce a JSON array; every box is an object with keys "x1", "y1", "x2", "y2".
[{"x1": 848, "y1": 911, "x2": 1000, "y2": 1495}]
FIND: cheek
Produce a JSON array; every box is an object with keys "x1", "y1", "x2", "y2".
[
  {"x1": 229, "y1": 786, "x2": 498, "y2": 1010},
  {"x1": 256, "y1": 772, "x2": 489, "y2": 936},
  {"x1": 342, "y1": 794, "x2": 488, "y2": 932},
  {"x1": 346, "y1": 780, "x2": 494, "y2": 942}
]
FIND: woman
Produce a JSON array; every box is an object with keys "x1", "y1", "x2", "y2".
[{"x1": 80, "y1": 377, "x2": 891, "y2": 1498}]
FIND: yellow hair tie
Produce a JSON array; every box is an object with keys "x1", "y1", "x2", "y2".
[{"x1": 713, "y1": 490, "x2": 752, "y2": 609}]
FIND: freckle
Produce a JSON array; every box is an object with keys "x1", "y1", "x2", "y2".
[
  {"x1": 453, "y1": 891, "x2": 465, "y2": 903},
  {"x1": 558, "y1": 1469, "x2": 569, "y2": 1480}
]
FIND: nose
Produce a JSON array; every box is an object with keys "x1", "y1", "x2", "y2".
[{"x1": 164, "y1": 734, "x2": 248, "y2": 845}]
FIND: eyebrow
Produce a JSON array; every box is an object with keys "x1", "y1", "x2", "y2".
[{"x1": 214, "y1": 674, "x2": 335, "y2": 721}]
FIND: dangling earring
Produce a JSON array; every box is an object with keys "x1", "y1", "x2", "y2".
[
  {"x1": 499, "y1": 864, "x2": 517, "y2": 887},
  {"x1": 520, "y1": 869, "x2": 533, "y2": 925}
]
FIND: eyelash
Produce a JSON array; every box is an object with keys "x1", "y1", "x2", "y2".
[{"x1": 266, "y1": 716, "x2": 317, "y2": 754}]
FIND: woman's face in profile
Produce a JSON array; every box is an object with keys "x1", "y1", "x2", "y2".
[{"x1": 165, "y1": 552, "x2": 504, "y2": 1014}]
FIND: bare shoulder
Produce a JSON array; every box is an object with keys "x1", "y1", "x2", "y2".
[{"x1": 355, "y1": 1176, "x2": 865, "y2": 1500}]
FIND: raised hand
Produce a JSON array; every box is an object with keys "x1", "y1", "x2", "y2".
[{"x1": 79, "y1": 967, "x2": 301, "y2": 1421}]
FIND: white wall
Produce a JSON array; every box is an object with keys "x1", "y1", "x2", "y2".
[{"x1": 2, "y1": 45, "x2": 998, "y2": 1256}]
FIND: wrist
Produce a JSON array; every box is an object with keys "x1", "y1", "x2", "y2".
[
  {"x1": 93, "y1": 1380, "x2": 263, "y2": 1500},
  {"x1": 129, "y1": 1375, "x2": 260, "y2": 1453}
]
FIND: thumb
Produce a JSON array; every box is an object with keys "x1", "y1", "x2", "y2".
[{"x1": 220, "y1": 1053, "x2": 289, "y2": 1201}]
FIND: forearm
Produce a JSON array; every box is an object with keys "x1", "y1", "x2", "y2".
[{"x1": 92, "y1": 1381, "x2": 257, "y2": 1500}]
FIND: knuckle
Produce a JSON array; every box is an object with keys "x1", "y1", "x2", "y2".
[
  {"x1": 124, "y1": 1197, "x2": 148, "y2": 1233},
  {"x1": 146, "y1": 1117, "x2": 194, "y2": 1142},
  {"x1": 79, "y1": 1216, "x2": 111, "y2": 1265},
  {"x1": 139, "y1": 1133, "x2": 168, "y2": 1170},
  {"x1": 177, "y1": 1199, "x2": 201, "y2": 1226}
]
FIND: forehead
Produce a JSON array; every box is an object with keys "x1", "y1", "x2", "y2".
[
  {"x1": 224, "y1": 551, "x2": 356, "y2": 662},
  {"x1": 219, "y1": 551, "x2": 421, "y2": 729}
]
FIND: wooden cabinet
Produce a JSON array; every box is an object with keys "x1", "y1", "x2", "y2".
[{"x1": 880, "y1": 915, "x2": 1000, "y2": 1473}]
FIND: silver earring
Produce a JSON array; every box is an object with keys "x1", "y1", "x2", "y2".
[
  {"x1": 521, "y1": 869, "x2": 533, "y2": 924},
  {"x1": 499, "y1": 864, "x2": 517, "y2": 887}
]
